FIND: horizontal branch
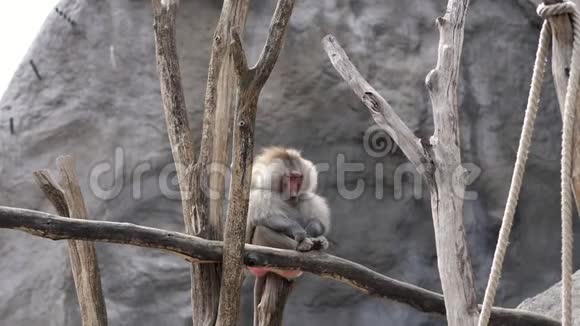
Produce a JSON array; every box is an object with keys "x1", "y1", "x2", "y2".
[
  {"x1": 321, "y1": 34, "x2": 433, "y2": 179},
  {"x1": 0, "y1": 206, "x2": 558, "y2": 326}
]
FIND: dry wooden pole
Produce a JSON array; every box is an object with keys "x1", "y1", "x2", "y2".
[
  {"x1": 323, "y1": 1, "x2": 478, "y2": 325},
  {"x1": 190, "y1": 0, "x2": 254, "y2": 323},
  {"x1": 424, "y1": 1, "x2": 478, "y2": 325},
  {"x1": 151, "y1": 2, "x2": 221, "y2": 324},
  {"x1": 198, "y1": 0, "x2": 249, "y2": 244},
  {"x1": 218, "y1": 1, "x2": 296, "y2": 325},
  {"x1": 256, "y1": 275, "x2": 293, "y2": 326},
  {"x1": 542, "y1": 0, "x2": 580, "y2": 217},
  {"x1": 33, "y1": 156, "x2": 108, "y2": 326},
  {"x1": 152, "y1": 0, "x2": 253, "y2": 323},
  {"x1": 151, "y1": 0, "x2": 195, "y2": 226},
  {"x1": 209, "y1": 0, "x2": 250, "y2": 261},
  {"x1": 0, "y1": 206, "x2": 560, "y2": 326}
]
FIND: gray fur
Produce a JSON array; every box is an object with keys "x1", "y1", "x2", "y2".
[{"x1": 246, "y1": 189, "x2": 330, "y2": 246}]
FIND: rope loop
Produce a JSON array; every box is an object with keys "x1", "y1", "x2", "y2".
[
  {"x1": 537, "y1": 1, "x2": 576, "y2": 19},
  {"x1": 478, "y1": 2, "x2": 580, "y2": 326}
]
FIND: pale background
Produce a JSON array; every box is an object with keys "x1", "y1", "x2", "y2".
[{"x1": 0, "y1": 1, "x2": 58, "y2": 97}]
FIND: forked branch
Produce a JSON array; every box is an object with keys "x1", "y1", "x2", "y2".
[
  {"x1": 0, "y1": 206, "x2": 559, "y2": 326},
  {"x1": 218, "y1": 1, "x2": 296, "y2": 325},
  {"x1": 323, "y1": 0, "x2": 480, "y2": 325},
  {"x1": 32, "y1": 157, "x2": 108, "y2": 326}
]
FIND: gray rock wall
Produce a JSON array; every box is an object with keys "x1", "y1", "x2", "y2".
[{"x1": 0, "y1": 0, "x2": 576, "y2": 325}]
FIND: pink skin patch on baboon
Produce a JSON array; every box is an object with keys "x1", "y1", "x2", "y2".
[{"x1": 247, "y1": 266, "x2": 303, "y2": 279}]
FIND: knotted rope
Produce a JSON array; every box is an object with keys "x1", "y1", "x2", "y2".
[{"x1": 477, "y1": 2, "x2": 579, "y2": 326}]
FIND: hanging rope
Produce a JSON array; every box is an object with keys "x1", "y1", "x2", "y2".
[
  {"x1": 477, "y1": 1, "x2": 579, "y2": 326},
  {"x1": 550, "y1": 2, "x2": 580, "y2": 325}
]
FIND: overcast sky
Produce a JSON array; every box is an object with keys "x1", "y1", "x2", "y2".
[{"x1": 0, "y1": 1, "x2": 59, "y2": 98}]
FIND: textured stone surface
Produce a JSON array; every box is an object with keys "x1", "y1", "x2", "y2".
[
  {"x1": 0, "y1": 0, "x2": 577, "y2": 325},
  {"x1": 518, "y1": 270, "x2": 580, "y2": 323}
]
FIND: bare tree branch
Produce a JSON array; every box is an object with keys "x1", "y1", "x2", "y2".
[
  {"x1": 423, "y1": 2, "x2": 479, "y2": 325},
  {"x1": 33, "y1": 170, "x2": 68, "y2": 216},
  {"x1": 151, "y1": 2, "x2": 216, "y2": 324},
  {"x1": 218, "y1": 1, "x2": 296, "y2": 325},
  {"x1": 32, "y1": 157, "x2": 108, "y2": 326},
  {"x1": 250, "y1": 0, "x2": 296, "y2": 90},
  {"x1": 0, "y1": 206, "x2": 559, "y2": 326},
  {"x1": 323, "y1": 1, "x2": 478, "y2": 325},
  {"x1": 321, "y1": 35, "x2": 433, "y2": 179},
  {"x1": 230, "y1": 28, "x2": 249, "y2": 79},
  {"x1": 151, "y1": 0, "x2": 195, "y2": 216},
  {"x1": 194, "y1": 0, "x2": 253, "y2": 323},
  {"x1": 152, "y1": 0, "x2": 253, "y2": 323},
  {"x1": 212, "y1": 4, "x2": 252, "y2": 325}
]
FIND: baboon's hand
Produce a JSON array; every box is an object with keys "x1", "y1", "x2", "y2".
[
  {"x1": 296, "y1": 238, "x2": 314, "y2": 251},
  {"x1": 310, "y1": 236, "x2": 329, "y2": 250}
]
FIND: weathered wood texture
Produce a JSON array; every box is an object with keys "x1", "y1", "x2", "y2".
[
  {"x1": 0, "y1": 206, "x2": 559, "y2": 326},
  {"x1": 33, "y1": 157, "x2": 108, "y2": 326},
  {"x1": 321, "y1": 35, "x2": 433, "y2": 179},
  {"x1": 194, "y1": 0, "x2": 254, "y2": 323},
  {"x1": 256, "y1": 275, "x2": 293, "y2": 326},
  {"x1": 204, "y1": 1, "x2": 251, "y2": 325},
  {"x1": 543, "y1": 0, "x2": 580, "y2": 217},
  {"x1": 209, "y1": 0, "x2": 249, "y2": 259},
  {"x1": 151, "y1": 2, "x2": 217, "y2": 324},
  {"x1": 152, "y1": 0, "x2": 225, "y2": 323},
  {"x1": 151, "y1": 0, "x2": 195, "y2": 228},
  {"x1": 323, "y1": 0, "x2": 478, "y2": 325},
  {"x1": 424, "y1": 1, "x2": 478, "y2": 325},
  {"x1": 217, "y1": 1, "x2": 296, "y2": 325}
]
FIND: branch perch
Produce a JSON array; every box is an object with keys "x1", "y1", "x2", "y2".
[{"x1": 0, "y1": 206, "x2": 559, "y2": 326}]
